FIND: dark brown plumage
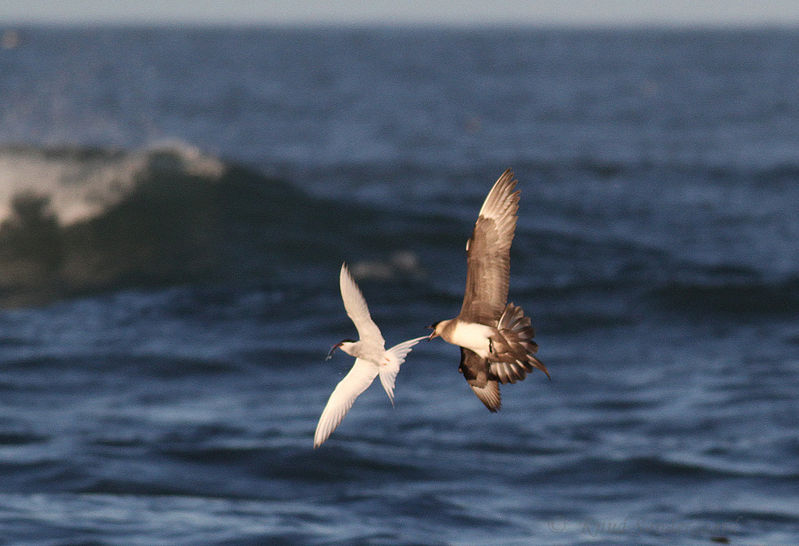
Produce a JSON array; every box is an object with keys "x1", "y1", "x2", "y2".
[{"x1": 429, "y1": 169, "x2": 548, "y2": 411}]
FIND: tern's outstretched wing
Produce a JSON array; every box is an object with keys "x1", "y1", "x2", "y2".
[
  {"x1": 378, "y1": 336, "x2": 427, "y2": 405},
  {"x1": 339, "y1": 263, "x2": 385, "y2": 347},
  {"x1": 459, "y1": 169, "x2": 519, "y2": 325},
  {"x1": 314, "y1": 358, "x2": 378, "y2": 448}
]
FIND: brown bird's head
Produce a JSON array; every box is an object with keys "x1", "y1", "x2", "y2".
[{"x1": 426, "y1": 321, "x2": 443, "y2": 341}]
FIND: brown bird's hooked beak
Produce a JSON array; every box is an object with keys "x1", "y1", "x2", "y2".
[
  {"x1": 426, "y1": 324, "x2": 439, "y2": 341},
  {"x1": 325, "y1": 341, "x2": 344, "y2": 360}
]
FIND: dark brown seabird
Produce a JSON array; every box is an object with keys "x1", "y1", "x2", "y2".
[{"x1": 428, "y1": 169, "x2": 549, "y2": 411}]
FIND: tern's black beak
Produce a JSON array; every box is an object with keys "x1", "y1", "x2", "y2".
[{"x1": 325, "y1": 341, "x2": 343, "y2": 360}]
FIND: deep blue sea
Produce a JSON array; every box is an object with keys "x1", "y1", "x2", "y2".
[{"x1": 1, "y1": 26, "x2": 798, "y2": 544}]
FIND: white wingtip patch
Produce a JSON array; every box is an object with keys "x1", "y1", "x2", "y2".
[{"x1": 477, "y1": 168, "x2": 518, "y2": 220}]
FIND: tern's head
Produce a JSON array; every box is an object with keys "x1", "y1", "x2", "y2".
[{"x1": 325, "y1": 339, "x2": 356, "y2": 360}]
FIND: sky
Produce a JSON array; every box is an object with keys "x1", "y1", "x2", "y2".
[{"x1": 1, "y1": 0, "x2": 799, "y2": 27}]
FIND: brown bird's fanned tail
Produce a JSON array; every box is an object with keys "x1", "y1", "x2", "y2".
[{"x1": 490, "y1": 302, "x2": 550, "y2": 383}]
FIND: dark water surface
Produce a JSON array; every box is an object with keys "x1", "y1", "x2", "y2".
[{"x1": 0, "y1": 27, "x2": 798, "y2": 544}]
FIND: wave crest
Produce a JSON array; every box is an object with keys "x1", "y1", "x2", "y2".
[
  {"x1": 0, "y1": 142, "x2": 225, "y2": 225},
  {"x1": 0, "y1": 144, "x2": 294, "y2": 306}
]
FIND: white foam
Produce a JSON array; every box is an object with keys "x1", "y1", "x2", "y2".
[
  {"x1": 0, "y1": 142, "x2": 225, "y2": 226},
  {"x1": 350, "y1": 251, "x2": 425, "y2": 281}
]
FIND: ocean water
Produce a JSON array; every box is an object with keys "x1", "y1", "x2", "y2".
[{"x1": 1, "y1": 26, "x2": 798, "y2": 544}]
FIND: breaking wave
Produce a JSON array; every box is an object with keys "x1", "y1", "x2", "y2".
[
  {"x1": 0, "y1": 143, "x2": 360, "y2": 306},
  {"x1": 1, "y1": 143, "x2": 797, "y2": 321}
]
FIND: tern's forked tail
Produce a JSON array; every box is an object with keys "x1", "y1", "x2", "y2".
[{"x1": 378, "y1": 336, "x2": 427, "y2": 405}]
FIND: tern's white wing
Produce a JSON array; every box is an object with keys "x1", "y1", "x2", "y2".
[
  {"x1": 339, "y1": 263, "x2": 385, "y2": 347},
  {"x1": 314, "y1": 358, "x2": 378, "y2": 448},
  {"x1": 378, "y1": 336, "x2": 427, "y2": 405}
]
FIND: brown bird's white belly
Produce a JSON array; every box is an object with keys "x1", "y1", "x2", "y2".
[{"x1": 446, "y1": 321, "x2": 494, "y2": 358}]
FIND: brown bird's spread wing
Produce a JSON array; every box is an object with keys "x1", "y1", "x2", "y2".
[
  {"x1": 459, "y1": 169, "x2": 519, "y2": 324},
  {"x1": 459, "y1": 348, "x2": 501, "y2": 412}
]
